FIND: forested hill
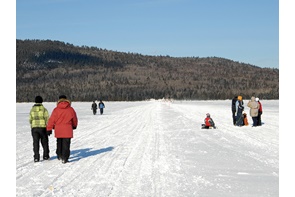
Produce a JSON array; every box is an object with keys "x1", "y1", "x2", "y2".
[{"x1": 16, "y1": 39, "x2": 279, "y2": 102}]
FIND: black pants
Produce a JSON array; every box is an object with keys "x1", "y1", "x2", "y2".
[
  {"x1": 92, "y1": 109, "x2": 97, "y2": 115},
  {"x1": 100, "y1": 108, "x2": 103, "y2": 115},
  {"x1": 257, "y1": 112, "x2": 262, "y2": 126},
  {"x1": 31, "y1": 128, "x2": 50, "y2": 160},
  {"x1": 236, "y1": 111, "x2": 243, "y2": 126},
  {"x1": 232, "y1": 111, "x2": 236, "y2": 125},
  {"x1": 56, "y1": 138, "x2": 71, "y2": 161},
  {"x1": 252, "y1": 117, "x2": 258, "y2": 127}
]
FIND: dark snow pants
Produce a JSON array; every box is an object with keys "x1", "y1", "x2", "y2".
[
  {"x1": 100, "y1": 108, "x2": 103, "y2": 115},
  {"x1": 232, "y1": 111, "x2": 236, "y2": 125},
  {"x1": 31, "y1": 127, "x2": 50, "y2": 160},
  {"x1": 252, "y1": 117, "x2": 258, "y2": 127},
  {"x1": 236, "y1": 112, "x2": 243, "y2": 126},
  {"x1": 257, "y1": 112, "x2": 262, "y2": 126},
  {"x1": 56, "y1": 138, "x2": 71, "y2": 161}
]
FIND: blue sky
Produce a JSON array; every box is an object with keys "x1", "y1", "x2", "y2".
[{"x1": 16, "y1": 0, "x2": 279, "y2": 68}]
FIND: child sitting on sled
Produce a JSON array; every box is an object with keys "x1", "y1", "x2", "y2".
[{"x1": 202, "y1": 113, "x2": 216, "y2": 129}]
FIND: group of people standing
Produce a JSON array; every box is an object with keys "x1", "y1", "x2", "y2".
[
  {"x1": 91, "y1": 100, "x2": 105, "y2": 115},
  {"x1": 29, "y1": 95, "x2": 78, "y2": 164},
  {"x1": 203, "y1": 96, "x2": 263, "y2": 129},
  {"x1": 231, "y1": 96, "x2": 263, "y2": 127}
]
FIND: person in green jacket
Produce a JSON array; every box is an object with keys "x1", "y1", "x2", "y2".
[{"x1": 29, "y1": 96, "x2": 51, "y2": 162}]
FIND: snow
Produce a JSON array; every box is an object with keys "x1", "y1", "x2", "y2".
[{"x1": 16, "y1": 100, "x2": 279, "y2": 197}]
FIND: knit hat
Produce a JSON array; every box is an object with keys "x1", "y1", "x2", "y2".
[
  {"x1": 206, "y1": 113, "x2": 210, "y2": 117},
  {"x1": 255, "y1": 97, "x2": 259, "y2": 102},
  {"x1": 35, "y1": 96, "x2": 43, "y2": 103},
  {"x1": 59, "y1": 95, "x2": 67, "y2": 99},
  {"x1": 238, "y1": 96, "x2": 242, "y2": 101}
]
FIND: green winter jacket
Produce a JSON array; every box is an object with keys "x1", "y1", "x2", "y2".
[{"x1": 29, "y1": 104, "x2": 49, "y2": 128}]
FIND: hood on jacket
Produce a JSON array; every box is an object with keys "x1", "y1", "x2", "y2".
[{"x1": 57, "y1": 98, "x2": 71, "y2": 109}]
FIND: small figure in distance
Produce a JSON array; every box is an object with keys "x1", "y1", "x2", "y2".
[
  {"x1": 91, "y1": 100, "x2": 97, "y2": 115},
  {"x1": 235, "y1": 96, "x2": 244, "y2": 126},
  {"x1": 202, "y1": 113, "x2": 216, "y2": 129},
  {"x1": 247, "y1": 96, "x2": 260, "y2": 127},
  {"x1": 231, "y1": 96, "x2": 238, "y2": 125},
  {"x1": 98, "y1": 99, "x2": 105, "y2": 115},
  {"x1": 256, "y1": 97, "x2": 263, "y2": 126}
]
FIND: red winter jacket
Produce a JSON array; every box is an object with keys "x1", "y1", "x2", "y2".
[
  {"x1": 47, "y1": 99, "x2": 78, "y2": 138},
  {"x1": 258, "y1": 101, "x2": 263, "y2": 113},
  {"x1": 204, "y1": 117, "x2": 212, "y2": 127}
]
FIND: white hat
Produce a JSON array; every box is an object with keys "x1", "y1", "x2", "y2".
[{"x1": 255, "y1": 97, "x2": 259, "y2": 102}]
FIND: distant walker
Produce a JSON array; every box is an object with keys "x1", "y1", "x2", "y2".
[{"x1": 99, "y1": 100, "x2": 105, "y2": 115}]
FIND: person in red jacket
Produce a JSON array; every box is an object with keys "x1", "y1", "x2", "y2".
[
  {"x1": 47, "y1": 95, "x2": 78, "y2": 164},
  {"x1": 256, "y1": 97, "x2": 263, "y2": 126},
  {"x1": 202, "y1": 113, "x2": 216, "y2": 129}
]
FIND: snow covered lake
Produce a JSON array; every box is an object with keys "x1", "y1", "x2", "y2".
[{"x1": 16, "y1": 100, "x2": 279, "y2": 196}]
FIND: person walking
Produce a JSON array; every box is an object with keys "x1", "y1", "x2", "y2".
[
  {"x1": 91, "y1": 100, "x2": 97, "y2": 115},
  {"x1": 98, "y1": 100, "x2": 105, "y2": 115},
  {"x1": 29, "y1": 96, "x2": 51, "y2": 162},
  {"x1": 256, "y1": 97, "x2": 263, "y2": 126},
  {"x1": 231, "y1": 96, "x2": 238, "y2": 125},
  {"x1": 46, "y1": 95, "x2": 78, "y2": 164},
  {"x1": 235, "y1": 96, "x2": 244, "y2": 126},
  {"x1": 247, "y1": 96, "x2": 260, "y2": 127}
]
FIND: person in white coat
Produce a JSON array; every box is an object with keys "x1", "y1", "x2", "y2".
[{"x1": 247, "y1": 96, "x2": 260, "y2": 127}]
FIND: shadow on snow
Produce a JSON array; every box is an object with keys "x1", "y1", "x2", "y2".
[{"x1": 51, "y1": 146, "x2": 114, "y2": 162}]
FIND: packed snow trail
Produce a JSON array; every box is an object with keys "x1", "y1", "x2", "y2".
[{"x1": 16, "y1": 100, "x2": 279, "y2": 197}]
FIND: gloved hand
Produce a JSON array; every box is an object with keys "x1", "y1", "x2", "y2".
[
  {"x1": 73, "y1": 126, "x2": 77, "y2": 130},
  {"x1": 47, "y1": 130, "x2": 52, "y2": 136}
]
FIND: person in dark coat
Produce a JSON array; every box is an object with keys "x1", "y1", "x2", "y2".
[
  {"x1": 231, "y1": 96, "x2": 238, "y2": 125},
  {"x1": 235, "y1": 96, "x2": 244, "y2": 126},
  {"x1": 46, "y1": 95, "x2": 78, "y2": 164},
  {"x1": 98, "y1": 100, "x2": 105, "y2": 115},
  {"x1": 91, "y1": 101, "x2": 97, "y2": 115}
]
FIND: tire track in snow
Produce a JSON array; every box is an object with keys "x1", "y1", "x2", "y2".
[{"x1": 107, "y1": 102, "x2": 162, "y2": 196}]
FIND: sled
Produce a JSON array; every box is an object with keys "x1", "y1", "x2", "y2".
[{"x1": 201, "y1": 124, "x2": 217, "y2": 129}]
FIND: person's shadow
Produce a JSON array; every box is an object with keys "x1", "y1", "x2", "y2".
[{"x1": 51, "y1": 146, "x2": 114, "y2": 162}]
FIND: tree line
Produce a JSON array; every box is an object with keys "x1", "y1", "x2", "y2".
[{"x1": 16, "y1": 39, "x2": 279, "y2": 102}]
